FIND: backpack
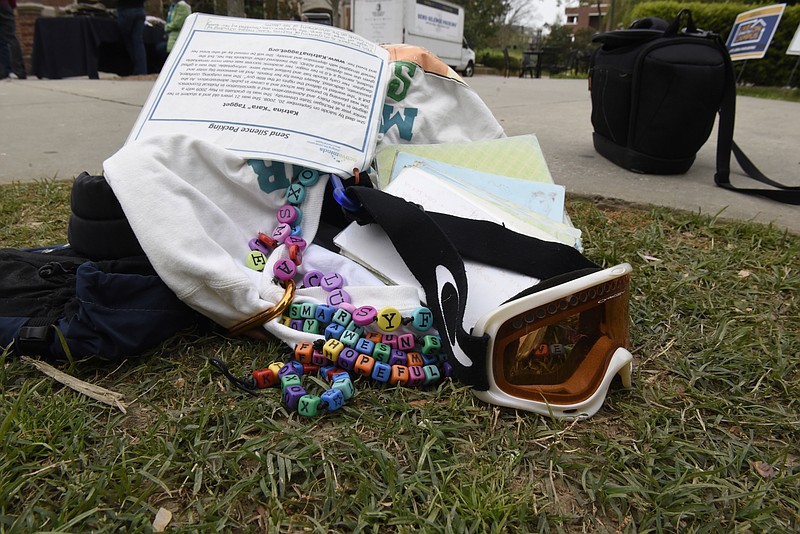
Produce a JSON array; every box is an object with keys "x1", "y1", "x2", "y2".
[
  {"x1": 589, "y1": 9, "x2": 800, "y2": 204},
  {"x1": 0, "y1": 173, "x2": 203, "y2": 362}
]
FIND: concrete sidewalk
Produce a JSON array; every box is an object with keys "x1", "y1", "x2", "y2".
[{"x1": 1, "y1": 75, "x2": 798, "y2": 233}]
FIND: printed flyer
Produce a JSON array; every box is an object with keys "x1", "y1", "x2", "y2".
[{"x1": 127, "y1": 14, "x2": 390, "y2": 174}]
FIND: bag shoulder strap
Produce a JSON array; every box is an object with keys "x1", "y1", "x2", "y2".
[{"x1": 714, "y1": 35, "x2": 800, "y2": 205}]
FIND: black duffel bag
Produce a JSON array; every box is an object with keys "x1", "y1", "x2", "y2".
[{"x1": 589, "y1": 10, "x2": 799, "y2": 204}]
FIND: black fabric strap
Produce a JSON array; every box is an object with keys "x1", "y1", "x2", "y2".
[
  {"x1": 15, "y1": 317, "x2": 56, "y2": 357},
  {"x1": 348, "y1": 186, "x2": 597, "y2": 390},
  {"x1": 714, "y1": 36, "x2": 800, "y2": 205}
]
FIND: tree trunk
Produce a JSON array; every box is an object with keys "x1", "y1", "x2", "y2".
[{"x1": 228, "y1": 0, "x2": 245, "y2": 18}]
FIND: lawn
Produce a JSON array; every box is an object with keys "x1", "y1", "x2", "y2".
[{"x1": 1, "y1": 180, "x2": 798, "y2": 532}]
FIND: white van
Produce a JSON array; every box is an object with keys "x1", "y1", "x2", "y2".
[{"x1": 351, "y1": 0, "x2": 476, "y2": 77}]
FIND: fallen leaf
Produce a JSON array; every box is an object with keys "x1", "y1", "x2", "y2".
[
  {"x1": 153, "y1": 507, "x2": 172, "y2": 532},
  {"x1": 753, "y1": 460, "x2": 776, "y2": 478},
  {"x1": 738, "y1": 270, "x2": 752, "y2": 278}
]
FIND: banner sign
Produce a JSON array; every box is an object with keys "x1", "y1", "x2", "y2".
[
  {"x1": 726, "y1": 4, "x2": 786, "y2": 61},
  {"x1": 788, "y1": 23, "x2": 800, "y2": 55}
]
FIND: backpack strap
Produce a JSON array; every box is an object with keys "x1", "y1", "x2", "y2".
[{"x1": 714, "y1": 35, "x2": 800, "y2": 204}]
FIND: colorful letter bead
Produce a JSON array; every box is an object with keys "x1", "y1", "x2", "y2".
[
  {"x1": 277, "y1": 205, "x2": 298, "y2": 224},
  {"x1": 311, "y1": 350, "x2": 328, "y2": 366},
  {"x1": 442, "y1": 361, "x2": 453, "y2": 378},
  {"x1": 352, "y1": 306, "x2": 377, "y2": 326},
  {"x1": 371, "y1": 361, "x2": 391, "y2": 382},
  {"x1": 323, "y1": 339, "x2": 345, "y2": 361},
  {"x1": 288, "y1": 303, "x2": 303, "y2": 319},
  {"x1": 411, "y1": 307, "x2": 434, "y2": 331},
  {"x1": 337, "y1": 348, "x2": 358, "y2": 370},
  {"x1": 324, "y1": 323, "x2": 345, "y2": 340},
  {"x1": 277, "y1": 363, "x2": 299, "y2": 380},
  {"x1": 271, "y1": 223, "x2": 292, "y2": 242},
  {"x1": 284, "y1": 235, "x2": 307, "y2": 250},
  {"x1": 303, "y1": 270, "x2": 323, "y2": 287},
  {"x1": 252, "y1": 368, "x2": 277, "y2": 388},
  {"x1": 245, "y1": 250, "x2": 267, "y2": 271},
  {"x1": 314, "y1": 304, "x2": 335, "y2": 323},
  {"x1": 389, "y1": 365, "x2": 408, "y2": 386},
  {"x1": 550, "y1": 344, "x2": 566, "y2": 358},
  {"x1": 407, "y1": 352, "x2": 424, "y2": 367},
  {"x1": 321, "y1": 272, "x2": 345, "y2": 291},
  {"x1": 423, "y1": 364, "x2": 441, "y2": 384},
  {"x1": 248, "y1": 238, "x2": 272, "y2": 255},
  {"x1": 377, "y1": 306, "x2": 402, "y2": 332},
  {"x1": 365, "y1": 332, "x2": 382, "y2": 343},
  {"x1": 354, "y1": 354, "x2": 375, "y2": 377},
  {"x1": 327, "y1": 288, "x2": 351, "y2": 307},
  {"x1": 296, "y1": 168, "x2": 319, "y2": 186},
  {"x1": 382, "y1": 334, "x2": 397, "y2": 348},
  {"x1": 295, "y1": 342, "x2": 315, "y2": 364},
  {"x1": 286, "y1": 183, "x2": 306, "y2": 205},
  {"x1": 297, "y1": 304, "x2": 316, "y2": 320},
  {"x1": 339, "y1": 329, "x2": 360, "y2": 348},
  {"x1": 354, "y1": 337, "x2": 375, "y2": 355},
  {"x1": 421, "y1": 335, "x2": 442, "y2": 356},
  {"x1": 331, "y1": 376, "x2": 355, "y2": 400},
  {"x1": 283, "y1": 384, "x2": 306, "y2": 410},
  {"x1": 339, "y1": 302, "x2": 356, "y2": 314},
  {"x1": 397, "y1": 333, "x2": 415, "y2": 351},
  {"x1": 268, "y1": 362, "x2": 284, "y2": 376},
  {"x1": 389, "y1": 349, "x2": 407, "y2": 367},
  {"x1": 302, "y1": 319, "x2": 319, "y2": 334},
  {"x1": 332, "y1": 308, "x2": 352, "y2": 327},
  {"x1": 298, "y1": 394, "x2": 321, "y2": 416},
  {"x1": 320, "y1": 388, "x2": 344, "y2": 410},
  {"x1": 273, "y1": 258, "x2": 297, "y2": 281},
  {"x1": 422, "y1": 351, "x2": 439, "y2": 367},
  {"x1": 372, "y1": 343, "x2": 391, "y2": 363},
  {"x1": 407, "y1": 365, "x2": 425, "y2": 386},
  {"x1": 280, "y1": 374, "x2": 302, "y2": 389}
]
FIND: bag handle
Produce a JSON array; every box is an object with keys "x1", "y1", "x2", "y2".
[
  {"x1": 347, "y1": 186, "x2": 598, "y2": 390},
  {"x1": 714, "y1": 35, "x2": 800, "y2": 204},
  {"x1": 665, "y1": 9, "x2": 698, "y2": 36}
]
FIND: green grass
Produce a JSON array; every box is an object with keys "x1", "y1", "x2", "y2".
[
  {"x1": 736, "y1": 85, "x2": 800, "y2": 103},
  {"x1": 1, "y1": 180, "x2": 799, "y2": 532}
]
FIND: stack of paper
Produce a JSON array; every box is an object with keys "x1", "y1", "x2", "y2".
[{"x1": 334, "y1": 139, "x2": 582, "y2": 325}]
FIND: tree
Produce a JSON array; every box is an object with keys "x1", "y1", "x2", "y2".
[
  {"x1": 228, "y1": 0, "x2": 245, "y2": 17},
  {"x1": 449, "y1": 0, "x2": 513, "y2": 49}
]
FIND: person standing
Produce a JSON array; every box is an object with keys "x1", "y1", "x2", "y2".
[
  {"x1": 502, "y1": 46, "x2": 510, "y2": 78},
  {"x1": 0, "y1": 0, "x2": 26, "y2": 79},
  {"x1": 163, "y1": 0, "x2": 190, "y2": 54},
  {"x1": 117, "y1": 0, "x2": 147, "y2": 75}
]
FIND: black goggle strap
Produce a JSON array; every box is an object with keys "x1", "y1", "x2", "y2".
[{"x1": 348, "y1": 186, "x2": 598, "y2": 391}]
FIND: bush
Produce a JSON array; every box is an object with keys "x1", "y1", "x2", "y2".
[
  {"x1": 631, "y1": 2, "x2": 800, "y2": 87},
  {"x1": 477, "y1": 48, "x2": 521, "y2": 71}
]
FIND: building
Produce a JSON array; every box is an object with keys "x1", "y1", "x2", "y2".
[{"x1": 564, "y1": 2, "x2": 607, "y2": 34}]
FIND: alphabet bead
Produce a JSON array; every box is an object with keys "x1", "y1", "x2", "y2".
[
  {"x1": 298, "y1": 394, "x2": 321, "y2": 416},
  {"x1": 320, "y1": 388, "x2": 344, "y2": 410},
  {"x1": 371, "y1": 361, "x2": 391, "y2": 382},
  {"x1": 376, "y1": 306, "x2": 401, "y2": 331},
  {"x1": 354, "y1": 354, "x2": 375, "y2": 377},
  {"x1": 331, "y1": 376, "x2": 354, "y2": 400}
]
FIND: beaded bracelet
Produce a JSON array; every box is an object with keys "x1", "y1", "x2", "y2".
[{"x1": 236, "y1": 167, "x2": 449, "y2": 416}]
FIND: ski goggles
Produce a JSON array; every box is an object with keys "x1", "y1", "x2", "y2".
[{"x1": 471, "y1": 263, "x2": 633, "y2": 418}]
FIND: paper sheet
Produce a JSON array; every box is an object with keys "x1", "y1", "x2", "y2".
[
  {"x1": 334, "y1": 166, "x2": 549, "y2": 326},
  {"x1": 127, "y1": 14, "x2": 390, "y2": 175}
]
